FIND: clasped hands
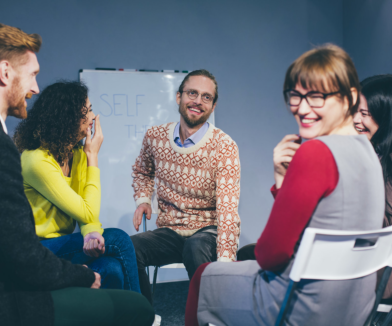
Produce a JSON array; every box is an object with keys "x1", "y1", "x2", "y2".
[
  {"x1": 83, "y1": 231, "x2": 105, "y2": 289},
  {"x1": 83, "y1": 231, "x2": 105, "y2": 257}
]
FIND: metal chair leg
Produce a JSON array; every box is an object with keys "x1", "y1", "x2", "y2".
[
  {"x1": 372, "y1": 312, "x2": 384, "y2": 326},
  {"x1": 382, "y1": 310, "x2": 392, "y2": 326},
  {"x1": 275, "y1": 280, "x2": 297, "y2": 326},
  {"x1": 365, "y1": 267, "x2": 392, "y2": 326},
  {"x1": 151, "y1": 266, "x2": 159, "y2": 304}
]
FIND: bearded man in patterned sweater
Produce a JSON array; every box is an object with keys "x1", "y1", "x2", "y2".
[{"x1": 130, "y1": 69, "x2": 241, "y2": 303}]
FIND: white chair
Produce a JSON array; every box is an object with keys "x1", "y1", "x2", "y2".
[
  {"x1": 275, "y1": 226, "x2": 392, "y2": 326},
  {"x1": 142, "y1": 189, "x2": 186, "y2": 302}
]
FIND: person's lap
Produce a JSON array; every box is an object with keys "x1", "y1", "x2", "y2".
[
  {"x1": 182, "y1": 230, "x2": 217, "y2": 278},
  {"x1": 131, "y1": 226, "x2": 217, "y2": 277},
  {"x1": 131, "y1": 226, "x2": 217, "y2": 303},
  {"x1": 41, "y1": 228, "x2": 140, "y2": 292},
  {"x1": 197, "y1": 260, "x2": 265, "y2": 326},
  {"x1": 51, "y1": 287, "x2": 154, "y2": 326},
  {"x1": 131, "y1": 227, "x2": 185, "y2": 269}
]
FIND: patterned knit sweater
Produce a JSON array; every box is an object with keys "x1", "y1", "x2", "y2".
[{"x1": 132, "y1": 122, "x2": 241, "y2": 262}]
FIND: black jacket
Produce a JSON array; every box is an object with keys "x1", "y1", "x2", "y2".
[{"x1": 0, "y1": 125, "x2": 95, "y2": 326}]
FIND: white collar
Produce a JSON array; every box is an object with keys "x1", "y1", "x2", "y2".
[{"x1": 0, "y1": 114, "x2": 8, "y2": 135}]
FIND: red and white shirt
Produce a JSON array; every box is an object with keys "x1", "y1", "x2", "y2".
[{"x1": 132, "y1": 122, "x2": 241, "y2": 261}]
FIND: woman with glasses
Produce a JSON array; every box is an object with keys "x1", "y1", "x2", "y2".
[
  {"x1": 185, "y1": 44, "x2": 384, "y2": 326},
  {"x1": 353, "y1": 74, "x2": 392, "y2": 299}
]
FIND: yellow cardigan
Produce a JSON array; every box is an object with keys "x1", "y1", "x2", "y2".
[{"x1": 21, "y1": 146, "x2": 103, "y2": 238}]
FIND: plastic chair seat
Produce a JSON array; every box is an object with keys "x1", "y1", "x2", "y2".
[{"x1": 160, "y1": 263, "x2": 186, "y2": 269}]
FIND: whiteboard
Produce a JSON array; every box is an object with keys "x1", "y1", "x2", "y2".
[{"x1": 79, "y1": 70, "x2": 215, "y2": 238}]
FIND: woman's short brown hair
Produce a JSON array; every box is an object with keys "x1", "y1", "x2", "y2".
[
  {"x1": 0, "y1": 23, "x2": 42, "y2": 66},
  {"x1": 283, "y1": 44, "x2": 360, "y2": 116}
]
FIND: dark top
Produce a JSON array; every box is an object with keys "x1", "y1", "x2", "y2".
[{"x1": 0, "y1": 125, "x2": 95, "y2": 326}]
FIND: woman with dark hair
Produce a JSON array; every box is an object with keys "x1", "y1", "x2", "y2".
[
  {"x1": 14, "y1": 81, "x2": 141, "y2": 293},
  {"x1": 185, "y1": 44, "x2": 385, "y2": 326},
  {"x1": 354, "y1": 74, "x2": 392, "y2": 298}
]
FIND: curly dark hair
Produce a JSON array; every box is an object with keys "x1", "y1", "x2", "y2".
[{"x1": 14, "y1": 80, "x2": 89, "y2": 165}]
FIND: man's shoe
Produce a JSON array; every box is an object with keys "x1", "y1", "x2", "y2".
[{"x1": 152, "y1": 314, "x2": 161, "y2": 326}]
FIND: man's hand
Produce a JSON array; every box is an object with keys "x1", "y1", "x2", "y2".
[
  {"x1": 133, "y1": 203, "x2": 152, "y2": 232},
  {"x1": 83, "y1": 231, "x2": 105, "y2": 257},
  {"x1": 273, "y1": 134, "x2": 302, "y2": 189},
  {"x1": 91, "y1": 272, "x2": 101, "y2": 289},
  {"x1": 82, "y1": 265, "x2": 101, "y2": 289}
]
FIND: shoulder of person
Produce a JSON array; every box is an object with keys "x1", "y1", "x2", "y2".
[
  {"x1": 0, "y1": 130, "x2": 22, "y2": 167},
  {"x1": 145, "y1": 122, "x2": 175, "y2": 138},
  {"x1": 211, "y1": 127, "x2": 238, "y2": 150},
  {"x1": 0, "y1": 128, "x2": 17, "y2": 152},
  {"x1": 21, "y1": 148, "x2": 59, "y2": 173},
  {"x1": 291, "y1": 139, "x2": 333, "y2": 166}
]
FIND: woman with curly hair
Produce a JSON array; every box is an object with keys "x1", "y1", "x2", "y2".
[{"x1": 14, "y1": 81, "x2": 141, "y2": 293}]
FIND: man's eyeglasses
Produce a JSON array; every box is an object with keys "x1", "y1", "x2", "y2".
[
  {"x1": 283, "y1": 90, "x2": 340, "y2": 109},
  {"x1": 181, "y1": 89, "x2": 214, "y2": 104}
]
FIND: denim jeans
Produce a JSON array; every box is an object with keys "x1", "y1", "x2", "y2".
[
  {"x1": 131, "y1": 226, "x2": 217, "y2": 303},
  {"x1": 41, "y1": 228, "x2": 141, "y2": 293}
]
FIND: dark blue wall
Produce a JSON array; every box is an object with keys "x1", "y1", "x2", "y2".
[
  {"x1": 344, "y1": 0, "x2": 392, "y2": 80},
  {"x1": 1, "y1": 0, "x2": 344, "y2": 250}
]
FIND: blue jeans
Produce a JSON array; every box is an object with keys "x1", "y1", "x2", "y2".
[{"x1": 41, "y1": 228, "x2": 141, "y2": 293}]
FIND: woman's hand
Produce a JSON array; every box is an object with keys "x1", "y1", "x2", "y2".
[
  {"x1": 84, "y1": 115, "x2": 104, "y2": 167},
  {"x1": 273, "y1": 134, "x2": 302, "y2": 189},
  {"x1": 83, "y1": 231, "x2": 105, "y2": 257}
]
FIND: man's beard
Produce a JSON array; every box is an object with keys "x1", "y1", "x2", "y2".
[
  {"x1": 178, "y1": 102, "x2": 212, "y2": 128},
  {"x1": 7, "y1": 76, "x2": 28, "y2": 119}
]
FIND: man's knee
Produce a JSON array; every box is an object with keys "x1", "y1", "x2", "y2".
[
  {"x1": 183, "y1": 232, "x2": 217, "y2": 257},
  {"x1": 183, "y1": 233, "x2": 217, "y2": 278},
  {"x1": 130, "y1": 233, "x2": 148, "y2": 266}
]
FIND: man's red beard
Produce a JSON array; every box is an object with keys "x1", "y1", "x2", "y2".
[
  {"x1": 178, "y1": 102, "x2": 212, "y2": 128},
  {"x1": 7, "y1": 76, "x2": 28, "y2": 119}
]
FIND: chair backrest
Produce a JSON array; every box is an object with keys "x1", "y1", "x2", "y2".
[
  {"x1": 290, "y1": 226, "x2": 392, "y2": 282},
  {"x1": 143, "y1": 188, "x2": 158, "y2": 233},
  {"x1": 151, "y1": 188, "x2": 159, "y2": 214}
]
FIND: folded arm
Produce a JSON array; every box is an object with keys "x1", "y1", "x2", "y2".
[
  {"x1": 255, "y1": 140, "x2": 338, "y2": 271},
  {"x1": 132, "y1": 130, "x2": 156, "y2": 207},
  {"x1": 22, "y1": 150, "x2": 102, "y2": 236}
]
